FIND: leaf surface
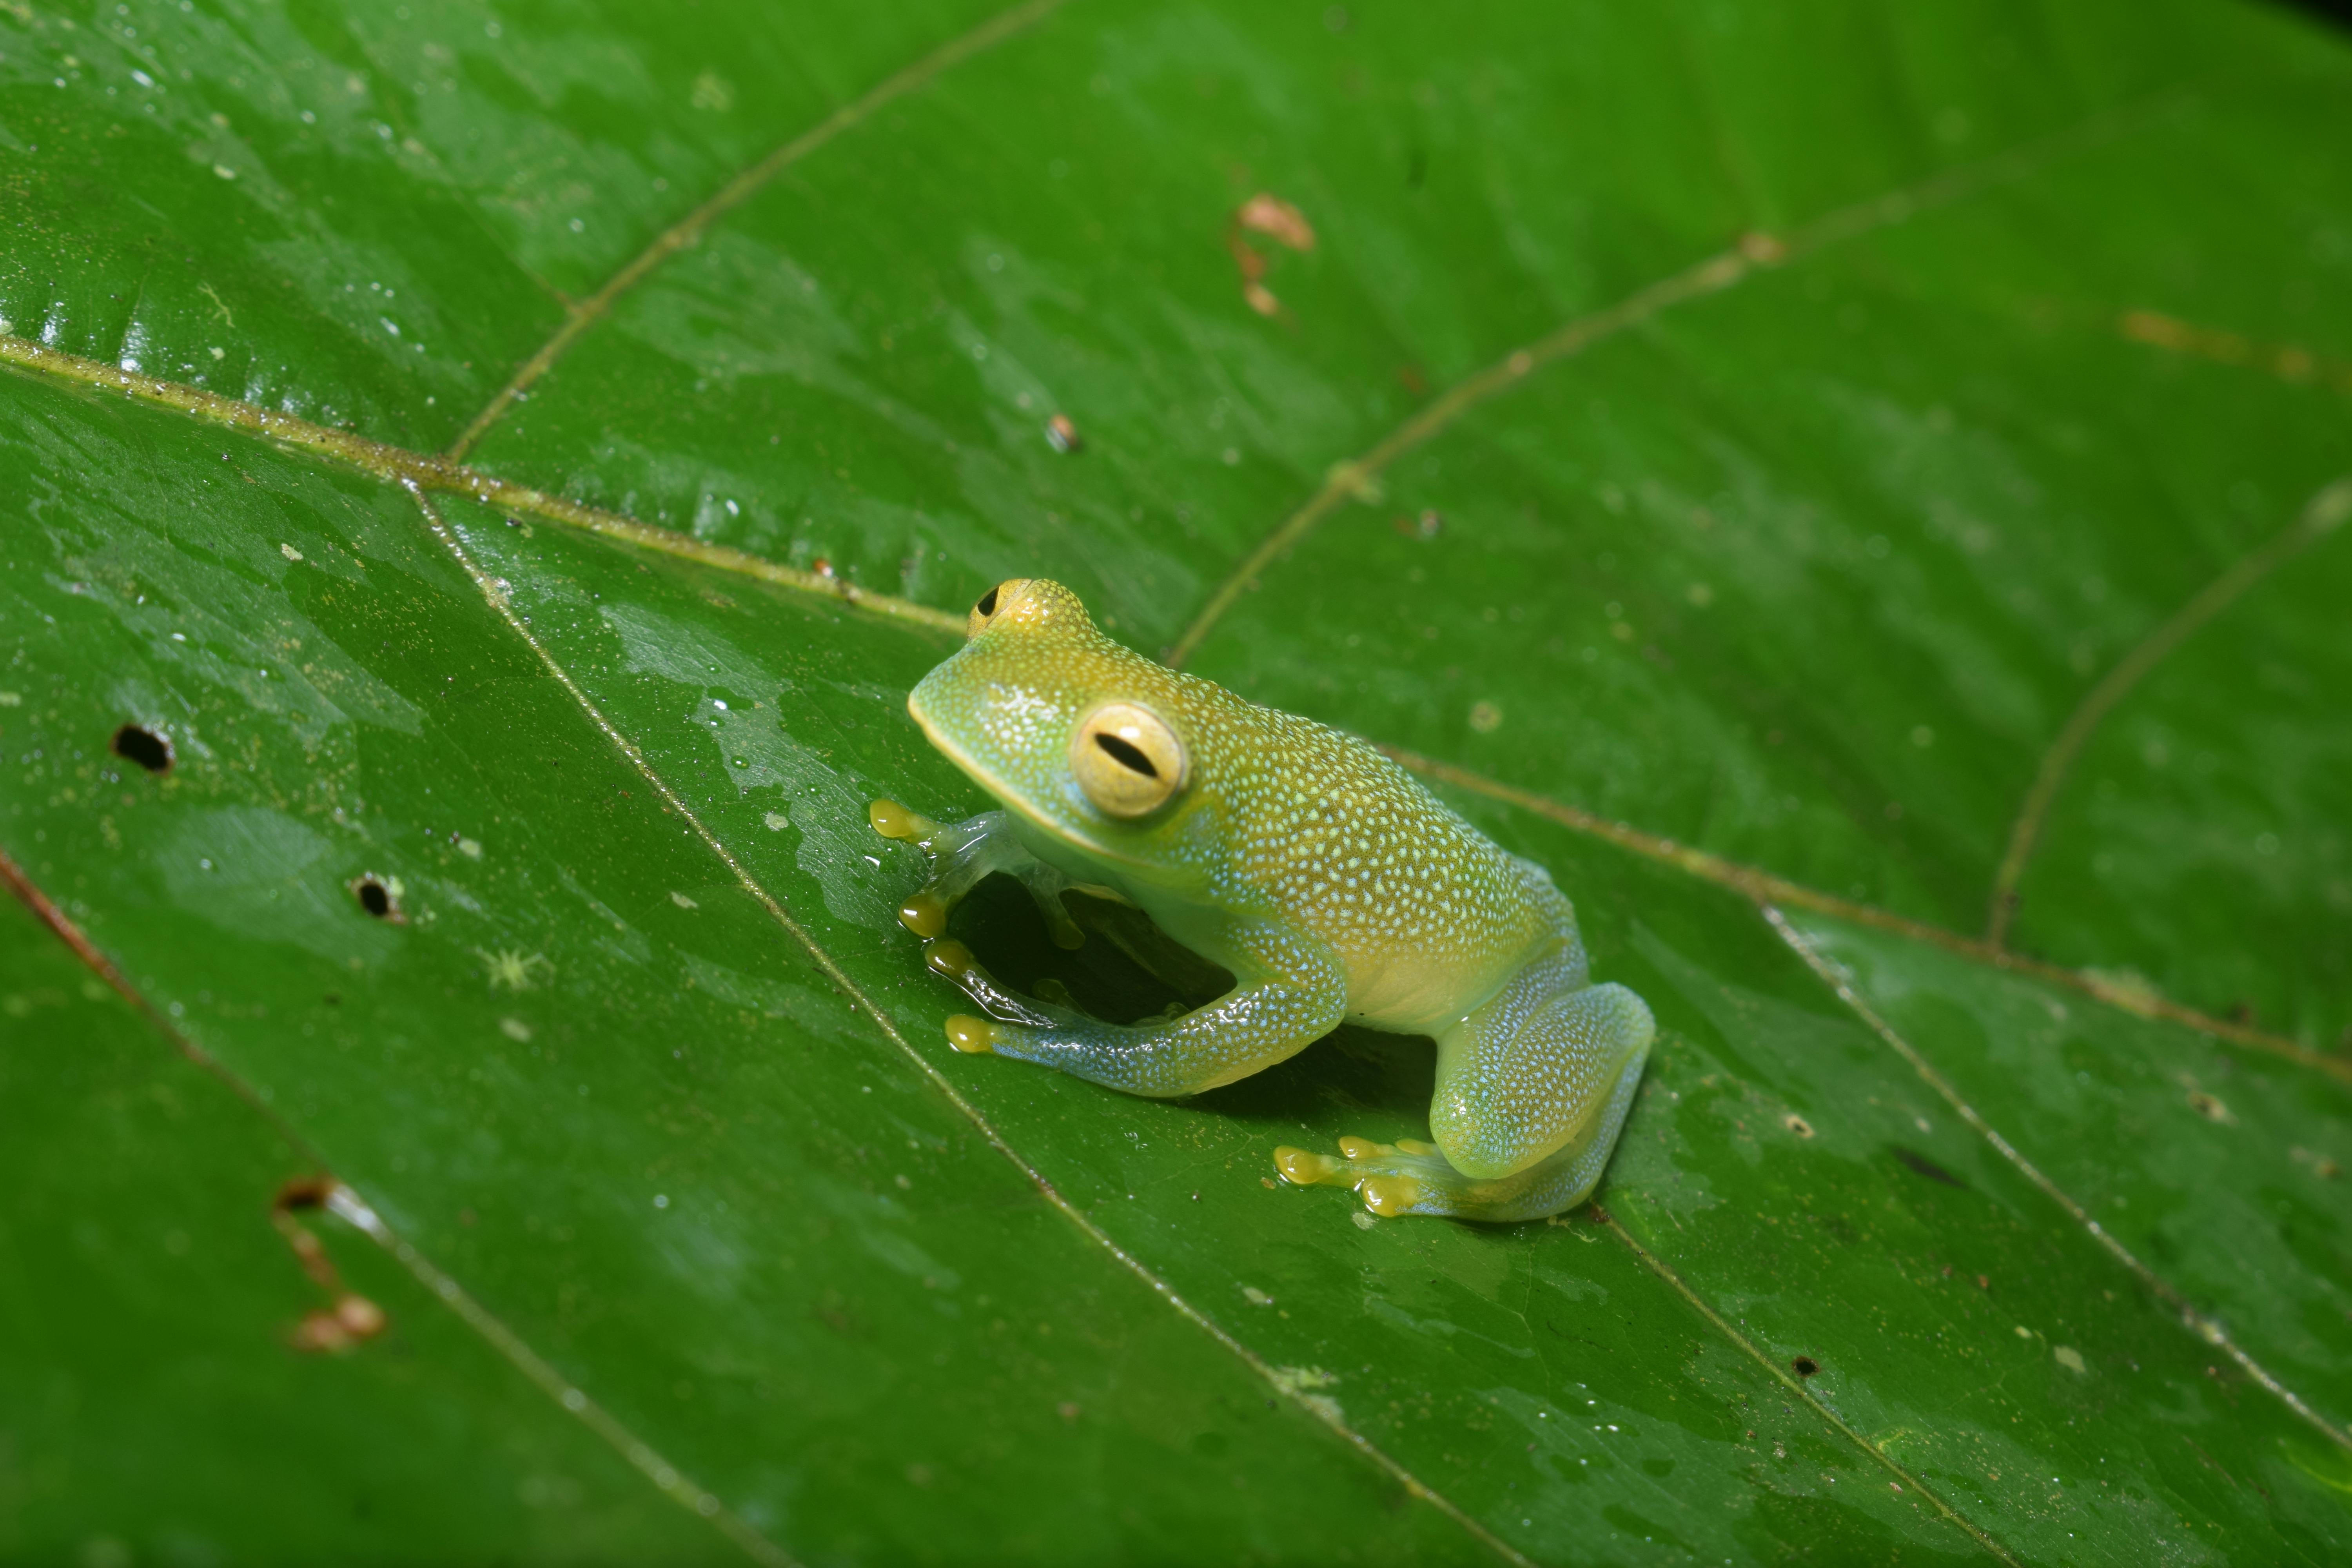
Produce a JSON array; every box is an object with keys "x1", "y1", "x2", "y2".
[{"x1": 4, "y1": 0, "x2": 2351, "y2": 1562}]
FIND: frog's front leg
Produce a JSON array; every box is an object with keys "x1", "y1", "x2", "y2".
[
  {"x1": 1276, "y1": 941, "x2": 1653, "y2": 1222},
  {"x1": 940, "y1": 919, "x2": 1347, "y2": 1099},
  {"x1": 869, "y1": 799, "x2": 1083, "y2": 949}
]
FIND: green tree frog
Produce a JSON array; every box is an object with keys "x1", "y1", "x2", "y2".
[{"x1": 868, "y1": 578, "x2": 1653, "y2": 1222}]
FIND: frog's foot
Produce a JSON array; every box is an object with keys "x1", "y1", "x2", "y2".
[
  {"x1": 871, "y1": 799, "x2": 952, "y2": 935},
  {"x1": 922, "y1": 937, "x2": 1068, "y2": 1054},
  {"x1": 867, "y1": 798, "x2": 940, "y2": 847},
  {"x1": 1272, "y1": 1102, "x2": 1634, "y2": 1223},
  {"x1": 1272, "y1": 1136, "x2": 1459, "y2": 1218},
  {"x1": 870, "y1": 799, "x2": 1084, "y2": 949}
]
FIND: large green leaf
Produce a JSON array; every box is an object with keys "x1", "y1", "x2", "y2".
[{"x1": 5, "y1": 0, "x2": 2351, "y2": 1562}]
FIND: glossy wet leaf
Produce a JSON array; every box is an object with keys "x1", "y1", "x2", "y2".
[{"x1": 4, "y1": 0, "x2": 2351, "y2": 1563}]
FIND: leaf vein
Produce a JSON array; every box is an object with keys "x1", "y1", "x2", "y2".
[
  {"x1": 1765, "y1": 904, "x2": 2352, "y2": 1456},
  {"x1": 445, "y1": 0, "x2": 1076, "y2": 460},
  {"x1": 1382, "y1": 744, "x2": 2350, "y2": 1086},
  {"x1": 1163, "y1": 89, "x2": 2197, "y2": 668},
  {"x1": 1597, "y1": 1205, "x2": 2023, "y2": 1566},
  {"x1": 1986, "y1": 473, "x2": 2352, "y2": 946},
  {"x1": 0, "y1": 845, "x2": 788, "y2": 1564},
  {"x1": 0, "y1": 334, "x2": 962, "y2": 634}
]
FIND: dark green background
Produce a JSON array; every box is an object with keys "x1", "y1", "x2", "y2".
[{"x1": 4, "y1": 0, "x2": 2350, "y2": 1562}]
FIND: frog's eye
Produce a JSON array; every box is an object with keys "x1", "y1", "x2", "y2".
[
  {"x1": 967, "y1": 578, "x2": 1029, "y2": 639},
  {"x1": 1070, "y1": 702, "x2": 1187, "y2": 818}
]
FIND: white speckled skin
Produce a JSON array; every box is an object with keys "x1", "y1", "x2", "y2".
[{"x1": 887, "y1": 579, "x2": 1653, "y2": 1222}]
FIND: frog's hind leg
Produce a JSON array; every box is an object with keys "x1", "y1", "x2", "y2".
[{"x1": 1274, "y1": 979, "x2": 1652, "y2": 1223}]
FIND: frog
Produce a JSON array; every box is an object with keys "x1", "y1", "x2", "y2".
[{"x1": 867, "y1": 577, "x2": 1654, "y2": 1222}]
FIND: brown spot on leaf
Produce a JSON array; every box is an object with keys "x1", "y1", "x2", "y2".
[
  {"x1": 2120, "y1": 307, "x2": 2352, "y2": 390},
  {"x1": 2187, "y1": 1090, "x2": 2234, "y2": 1125},
  {"x1": 272, "y1": 1176, "x2": 387, "y2": 1354},
  {"x1": 1226, "y1": 193, "x2": 1316, "y2": 316}
]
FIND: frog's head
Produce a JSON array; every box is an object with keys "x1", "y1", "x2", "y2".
[{"x1": 908, "y1": 578, "x2": 1212, "y2": 865}]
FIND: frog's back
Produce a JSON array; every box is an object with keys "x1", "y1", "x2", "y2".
[{"x1": 1190, "y1": 693, "x2": 1568, "y2": 1033}]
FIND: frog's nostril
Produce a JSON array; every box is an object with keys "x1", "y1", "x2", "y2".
[{"x1": 976, "y1": 585, "x2": 1000, "y2": 617}]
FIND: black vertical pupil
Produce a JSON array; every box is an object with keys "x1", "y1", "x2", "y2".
[
  {"x1": 1093, "y1": 732, "x2": 1158, "y2": 778},
  {"x1": 975, "y1": 586, "x2": 1000, "y2": 617}
]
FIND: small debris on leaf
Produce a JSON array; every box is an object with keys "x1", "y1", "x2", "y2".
[{"x1": 1225, "y1": 192, "x2": 1316, "y2": 316}]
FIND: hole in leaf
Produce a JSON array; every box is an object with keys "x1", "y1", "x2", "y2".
[
  {"x1": 1791, "y1": 1356, "x2": 1819, "y2": 1378},
  {"x1": 351, "y1": 876, "x2": 401, "y2": 921},
  {"x1": 111, "y1": 723, "x2": 173, "y2": 773}
]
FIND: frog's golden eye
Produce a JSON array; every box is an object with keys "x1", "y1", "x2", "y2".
[
  {"x1": 967, "y1": 578, "x2": 1029, "y2": 639},
  {"x1": 1070, "y1": 702, "x2": 1187, "y2": 818}
]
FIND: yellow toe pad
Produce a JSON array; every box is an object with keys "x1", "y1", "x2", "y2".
[{"x1": 944, "y1": 1014, "x2": 996, "y2": 1054}]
